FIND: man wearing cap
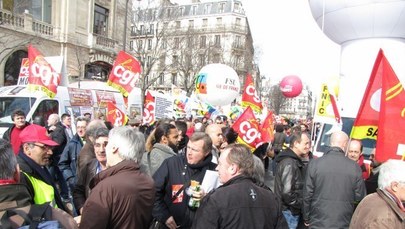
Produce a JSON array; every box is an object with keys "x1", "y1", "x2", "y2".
[{"x1": 17, "y1": 124, "x2": 67, "y2": 212}]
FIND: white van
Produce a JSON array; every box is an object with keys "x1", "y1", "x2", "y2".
[{"x1": 0, "y1": 82, "x2": 142, "y2": 138}]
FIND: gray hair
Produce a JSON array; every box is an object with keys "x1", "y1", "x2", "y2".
[
  {"x1": 86, "y1": 119, "x2": 107, "y2": 139},
  {"x1": 378, "y1": 159, "x2": 405, "y2": 189},
  {"x1": 109, "y1": 126, "x2": 145, "y2": 163},
  {"x1": 76, "y1": 116, "x2": 89, "y2": 125},
  {"x1": 252, "y1": 155, "x2": 265, "y2": 184},
  {"x1": 0, "y1": 139, "x2": 17, "y2": 179},
  {"x1": 225, "y1": 144, "x2": 254, "y2": 177}
]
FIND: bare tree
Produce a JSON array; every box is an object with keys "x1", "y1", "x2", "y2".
[{"x1": 266, "y1": 84, "x2": 288, "y2": 115}]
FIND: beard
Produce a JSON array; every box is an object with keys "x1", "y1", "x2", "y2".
[{"x1": 168, "y1": 142, "x2": 178, "y2": 154}]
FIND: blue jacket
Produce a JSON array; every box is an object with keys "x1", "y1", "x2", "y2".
[{"x1": 58, "y1": 134, "x2": 83, "y2": 186}]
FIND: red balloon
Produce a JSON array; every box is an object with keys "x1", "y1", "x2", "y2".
[{"x1": 279, "y1": 75, "x2": 303, "y2": 98}]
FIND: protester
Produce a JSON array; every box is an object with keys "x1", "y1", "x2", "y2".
[
  {"x1": 0, "y1": 139, "x2": 78, "y2": 229},
  {"x1": 302, "y1": 131, "x2": 366, "y2": 228},
  {"x1": 79, "y1": 127, "x2": 155, "y2": 228},
  {"x1": 73, "y1": 127, "x2": 109, "y2": 215},
  {"x1": 2, "y1": 109, "x2": 30, "y2": 155},
  {"x1": 192, "y1": 144, "x2": 287, "y2": 229},
  {"x1": 365, "y1": 149, "x2": 382, "y2": 194},
  {"x1": 271, "y1": 124, "x2": 287, "y2": 174},
  {"x1": 141, "y1": 123, "x2": 179, "y2": 176},
  {"x1": 175, "y1": 120, "x2": 189, "y2": 153},
  {"x1": 47, "y1": 113, "x2": 70, "y2": 201},
  {"x1": 350, "y1": 159, "x2": 405, "y2": 228},
  {"x1": 347, "y1": 139, "x2": 370, "y2": 179},
  {"x1": 205, "y1": 123, "x2": 224, "y2": 163},
  {"x1": 17, "y1": 124, "x2": 67, "y2": 211},
  {"x1": 59, "y1": 117, "x2": 89, "y2": 197},
  {"x1": 76, "y1": 119, "x2": 107, "y2": 174},
  {"x1": 274, "y1": 131, "x2": 310, "y2": 229},
  {"x1": 61, "y1": 113, "x2": 74, "y2": 141},
  {"x1": 152, "y1": 132, "x2": 217, "y2": 229}
]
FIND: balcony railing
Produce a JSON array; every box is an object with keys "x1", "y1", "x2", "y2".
[
  {"x1": 0, "y1": 9, "x2": 53, "y2": 36},
  {"x1": 90, "y1": 33, "x2": 118, "y2": 51}
]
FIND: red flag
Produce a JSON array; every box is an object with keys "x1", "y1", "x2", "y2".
[
  {"x1": 107, "y1": 51, "x2": 141, "y2": 97},
  {"x1": 260, "y1": 111, "x2": 275, "y2": 143},
  {"x1": 17, "y1": 58, "x2": 29, "y2": 85},
  {"x1": 143, "y1": 90, "x2": 155, "y2": 125},
  {"x1": 351, "y1": 49, "x2": 405, "y2": 162},
  {"x1": 28, "y1": 45, "x2": 61, "y2": 98},
  {"x1": 231, "y1": 106, "x2": 261, "y2": 150},
  {"x1": 241, "y1": 74, "x2": 263, "y2": 113},
  {"x1": 107, "y1": 102, "x2": 128, "y2": 127}
]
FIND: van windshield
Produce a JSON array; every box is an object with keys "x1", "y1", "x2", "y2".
[{"x1": 0, "y1": 97, "x2": 36, "y2": 122}]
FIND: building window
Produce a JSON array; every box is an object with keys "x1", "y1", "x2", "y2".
[
  {"x1": 234, "y1": 3, "x2": 240, "y2": 13},
  {"x1": 200, "y1": 35, "x2": 206, "y2": 48},
  {"x1": 148, "y1": 39, "x2": 152, "y2": 50},
  {"x1": 159, "y1": 73, "x2": 165, "y2": 85},
  {"x1": 219, "y1": 2, "x2": 225, "y2": 13},
  {"x1": 214, "y1": 35, "x2": 221, "y2": 47},
  {"x1": 161, "y1": 39, "x2": 167, "y2": 49},
  {"x1": 172, "y1": 73, "x2": 178, "y2": 85},
  {"x1": 167, "y1": 8, "x2": 171, "y2": 17},
  {"x1": 149, "y1": 24, "x2": 154, "y2": 34},
  {"x1": 199, "y1": 54, "x2": 205, "y2": 66},
  {"x1": 180, "y1": 7, "x2": 184, "y2": 16},
  {"x1": 174, "y1": 37, "x2": 179, "y2": 49},
  {"x1": 216, "y1": 17, "x2": 222, "y2": 25},
  {"x1": 235, "y1": 35, "x2": 241, "y2": 47},
  {"x1": 189, "y1": 20, "x2": 194, "y2": 28},
  {"x1": 191, "y1": 5, "x2": 197, "y2": 15},
  {"x1": 147, "y1": 56, "x2": 151, "y2": 68},
  {"x1": 138, "y1": 40, "x2": 143, "y2": 50},
  {"x1": 172, "y1": 55, "x2": 178, "y2": 67},
  {"x1": 187, "y1": 37, "x2": 193, "y2": 48},
  {"x1": 236, "y1": 17, "x2": 241, "y2": 26},
  {"x1": 129, "y1": 41, "x2": 134, "y2": 50},
  {"x1": 202, "y1": 18, "x2": 208, "y2": 27},
  {"x1": 204, "y1": 4, "x2": 211, "y2": 14},
  {"x1": 93, "y1": 4, "x2": 109, "y2": 36},
  {"x1": 13, "y1": 0, "x2": 52, "y2": 23},
  {"x1": 176, "y1": 21, "x2": 181, "y2": 28},
  {"x1": 213, "y1": 54, "x2": 220, "y2": 63}
]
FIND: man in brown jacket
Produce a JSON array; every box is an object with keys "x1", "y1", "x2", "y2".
[
  {"x1": 350, "y1": 159, "x2": 405, "y2": 228},
  {"x1": 79, "y1": 126, "x2": 155, "y2": 229}
]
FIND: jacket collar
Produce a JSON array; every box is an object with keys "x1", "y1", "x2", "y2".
[
  {"x1": 378, "y1": 188, "x2": 405, "y2": 220},
  {"x1": 89, "y1": 160, "x2": 140, "y2": 189}
]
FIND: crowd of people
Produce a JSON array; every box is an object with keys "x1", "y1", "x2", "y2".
[{"x1": 0, "y1": 109, "x2": 404, "y2": 228}]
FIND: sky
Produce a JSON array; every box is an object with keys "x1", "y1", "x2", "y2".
[{"x1": 242, "y1": 0, "x2": 341, "y2": 93}]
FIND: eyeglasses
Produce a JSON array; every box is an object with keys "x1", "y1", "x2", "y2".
[{"x1": 32, "y1": 143, "x2": 53, "y2": 152}]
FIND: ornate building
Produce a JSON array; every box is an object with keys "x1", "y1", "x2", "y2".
[
  {"x1": 129, "y1": 0, "x2": 258, "y2": 95},
  {"x1": 0, "y1": 0, "x2": 130, "y2": 86}
]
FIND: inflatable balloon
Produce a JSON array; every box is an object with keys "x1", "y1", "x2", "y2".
[
  {"x1": 279, "y1": 75, "x2": 303, "y2": 98},
  {"x1": 195, "y1": 64, "x2": 240, "y2": 106}
]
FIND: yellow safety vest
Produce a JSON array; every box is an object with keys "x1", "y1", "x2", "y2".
[{"x1": 22, "y1": 172, "x2": 57, "y2": 208}]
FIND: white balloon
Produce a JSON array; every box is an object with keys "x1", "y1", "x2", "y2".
[{"x1": 195, "y1": 64, "x2": 240, "y2": 106}]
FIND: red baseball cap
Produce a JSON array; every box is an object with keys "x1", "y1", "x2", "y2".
[{"x1": 19, "y1": 124, "x2": 59, "y2": 146}]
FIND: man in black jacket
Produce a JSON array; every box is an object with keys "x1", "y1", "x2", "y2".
[
  {"x1": 192, "y1": 144, "x2": 287, "y2": 229},
  {"x1": 274, "y1": 131, "x2": 311, "y2": 229},
  {"x1": 302, "y1": 130, "x2": 366, "y2": 228},
  {"x1": 152, "y1": 132, "x2": 217, "y2": 229}
]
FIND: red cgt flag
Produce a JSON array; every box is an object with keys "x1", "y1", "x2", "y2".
[
  {"x1": 28, "y1": 45, "x2": 61, "y2": 98},
  {"x1": 107, "y1": 50, "x2": 142, "y2": 97},
  {"x1": 231, "y1": 106, "x2": 261, "y2": 150},
  {"x1": 260, "y1": 111, "x2": 275, "y2": 144},
  {"x1": 241, "y1": 74, "x2": 263, "y2": 113},
  {"x1": 143, "y1": 90, "x2": 155, "y2": 125},
  {"x1": 107, "y1": 102, "x2": 128, "y2": 127},
  {"x1": 351, "y1": 49, "x2": 405, "y2": 162}
]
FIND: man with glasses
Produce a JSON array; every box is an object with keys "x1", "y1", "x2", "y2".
[{"x1": 17, "y1": 124, "x2": 67, "y2": 212}]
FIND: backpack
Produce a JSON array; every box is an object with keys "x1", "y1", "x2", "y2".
[{"x1": 0, "y1": 203, "x2": 61, "y2": 229}]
